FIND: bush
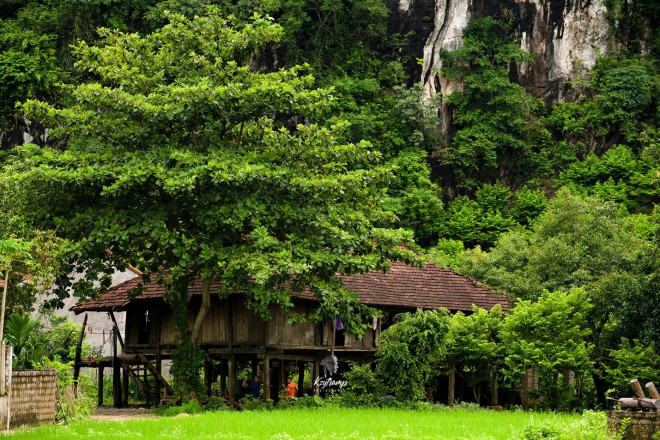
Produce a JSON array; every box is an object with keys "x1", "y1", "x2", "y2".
[
  {"x1": 204, "y1": 396, "x2": 236, "y2": 412},
  {"x1": 155, "y1": 399, "x2": 204, "y2": 417},
  {"x1": 339, "y1": 363, "x2": 383, "y2": 407},
  {"x1": 449, "y1": 401, "x2": 486, "y2": 412},
  {"x1": 277, "y1": 395, "x2": 325, "y2": 409},
  {"x1": 500, "y1": 289, "x2": 594, "y2": 411},
  {"x1": 242, "y1": 397, "x2": 274, "y2": 411},
  {"x1": 605, "y1": 338, "x2": 660, "y2": 398},
  {"x1": 40, "y1": 356, "x2": 95, "y2": 420},
  {"x1": 515, "y1": 411, "x2": 608, "y2": 440},
  {"x1": 5, "y1": 313, "x2": 49, "y2": 369},
  {"x1": 377, "y1": 309, "x2": 452, "y2": 401}
]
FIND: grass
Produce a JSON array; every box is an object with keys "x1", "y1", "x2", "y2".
[{"x1": 7, "y1": 407, "x2": 584, "y2": 440}]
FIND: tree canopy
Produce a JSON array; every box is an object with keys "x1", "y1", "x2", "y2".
[{"x1": 6, "y1": 8, "x2": 413, "y2": 396}]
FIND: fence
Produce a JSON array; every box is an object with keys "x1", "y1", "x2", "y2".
[
  {"x1": 9, "y1": 370, "x2": 57, "y2": 428},
  {"x1": 0, "y1": 342, "x2": 10, "y2": 429}
]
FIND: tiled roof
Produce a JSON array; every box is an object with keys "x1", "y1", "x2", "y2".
[
  {"x1": 343, "y1": 261, "x2": 508, "y2": 312},
  {"x1": 72, "y1": 262, "x2": 508, "y2": 313}
]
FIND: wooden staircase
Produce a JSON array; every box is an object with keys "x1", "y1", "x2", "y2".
[{"x1": 119, "y1": 354, "x2": 172, "y2": 406}]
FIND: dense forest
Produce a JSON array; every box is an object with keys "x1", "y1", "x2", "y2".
[{"x1": 0, "y1": 0, "x2": 658, "y2": 409}]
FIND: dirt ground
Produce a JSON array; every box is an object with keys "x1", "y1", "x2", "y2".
[{"x1": 92, "y1": 407, "x2": 158, "y2": 421}]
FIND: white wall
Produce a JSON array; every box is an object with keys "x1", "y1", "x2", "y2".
[{"x1": 33, "y1": 271, "x2": 137, "y2": 356}]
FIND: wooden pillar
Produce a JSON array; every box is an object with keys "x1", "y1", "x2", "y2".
[
  {"x1": 313, "y1": 356, "x2": 320, "y2": 396},
  {"x1": 646, "y1": 382, "x2": 660, "y2": 399},
  {"x1": 263, "y1": 355, "x2": 271, "y2": 401},
  {"x1": 143, "y1": 365, "x2": 150, "y2": 407},
  {"x1": 228, "y1": 355, "x2": 236, "y2": 401},
  {"x1": 112, "y1": 328, "x2": 122, "y2": 408},
  {"x1": 297, "y1": 361, "x2": 305, "y2": 397},
  {"x1": 73, "y1": 313, "x2": 88, "y2": 397},
  {"x1": 97, "y1": 366, "x2": 104, "y2": 407},
  {"x1": 122, "y1": 369, "x2": 129, "y2": 406},
  {"x1": 155, "y1": 350, "x2": 162, "y2": 403},
  {"x1": 447, "y1": 369, "x2": 455, "y2": 406},
  {"x1": 425, "y1": 385, "x2": 433, "y2": 401},
  {"x1": 331, "y1": 317, "x2": 336, "y2": 353},
  {"x1": 211, "y1": 361, "x2": 220, "y2": 395},
  {"x1": 280, "y1": 359, "x2": 287, "y2": 394},
  {"x1": 251, "y1": 359, "x2": 258, "y2": 380},
  {"x1": 109, "y1": 311, "x2": 124, "y2": 350},
  {"x1": 631, "y1": 379, "x2": 645, "y2": 398},
  {"x1": 220, "y1": 359, "x2": 227, "y2": 394},
  {"x1": 204, "y1": 362, "x2": 213, "y2": 397}
]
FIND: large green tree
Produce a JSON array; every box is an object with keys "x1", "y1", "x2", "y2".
[
  {"x1": 376, "y1": 309, "x2": 452, "y2": 401},
  {"x1": 441, "y1": 305, "x2": 504, "y2": 405},
  {"x1": 457, "y1": 188, "x2": 646, "y2": 406},
  {"x1": 500, "y1": 289, "x2": 593, "y2": 410},
  {"x1": 6, "y1": 8, "x2": 413, "y2": 397}
]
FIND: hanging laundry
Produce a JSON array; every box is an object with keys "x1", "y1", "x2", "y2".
[{"x1": 335, "y1": 315, "x2": 344, "y2": 331}]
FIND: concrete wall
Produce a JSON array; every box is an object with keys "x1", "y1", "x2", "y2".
[
  {"x1": 34, "y1": 271, "x2": 137, "y2": 356},
  {"x1": 0, "y1": 343, "x2": 12, "y2": 430},
  {"x1": 10, "y1": 370, "x2": 57, "y2": 428},
  {"x1": 520, "y1": 366, "x2": 539, "y2": 408}
]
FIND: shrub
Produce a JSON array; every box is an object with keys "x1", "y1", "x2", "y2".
[
  {"x1": 277, "y1": 395, "x2": 324, "y2": 409},
  {"x1": 604, "y1": 338, "x2": 660, "y2": 398},
  {"x1": 377, "y1": 309, "x2": 452, "y2": 401},
  {"x1": 40, "y1": 356, "x2": 95, "y2": 420},
  {"x1": 339, "y1": 363, "x2": 383, "y2": 407},
  {"x1": 204, "y1": 396, "x2": 236, "y2": 412},
  {"x1": 155, "y1": 400, "x2": 204, "y2": 416},
  {"x1": 500, "y1": 289, "x2": 594, "y2": 410},
  {"x1": 515, "y1": 411, "x2": 608, "y2": 440},
  {"x1": 242, "y1": 397, "x2": 274, "y2": 411},
  {"x1": 5, "y1": 313, "x2": 49, "y2": 369}
]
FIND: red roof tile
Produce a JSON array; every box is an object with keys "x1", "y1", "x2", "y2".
[{"x1": 72, "y1": 262, "x2": 508, "y2": 313}]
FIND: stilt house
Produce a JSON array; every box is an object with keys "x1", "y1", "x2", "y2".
[{"x1": 72, "y1": 261, "x2": 508, "y2": 406}]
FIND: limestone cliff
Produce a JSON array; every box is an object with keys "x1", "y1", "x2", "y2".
[{"x1": 386, "y1": 0, "x2": 612, "y2": 104}]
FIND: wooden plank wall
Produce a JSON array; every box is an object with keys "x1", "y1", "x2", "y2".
[
  {"x1": 230, "y1": 297, "x2": 265, "y2": 344},
  {"x1": 266, "y1": 303, "x2": 317, "y2": 346},
  {"x1": 200, "y1": 298, "x2": 230, "y2": 344},
  {"x1": 125, "y1": 297, "x2": 378, "y2": 349}
]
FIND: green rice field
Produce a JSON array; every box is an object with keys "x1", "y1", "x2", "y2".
[{"x1": 7, "y1": 408, "x2": 584, "y2": 440}]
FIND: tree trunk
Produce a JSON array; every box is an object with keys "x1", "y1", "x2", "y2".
[
  {"x1": 448, "y1": 369, "x2": 455, "y2": 406},
  {"x1": 0, "y1": 270, "x2": 8, "y2": 340},
  {"x1": 191, "y1": 279, "x2": 211, "y2": 344},
  {"x1": 491, "y1": 374, "x2": 498, "y2": 406},
  {"x1": 592, "y1": 371, "x2": 608, "y2": 408}
]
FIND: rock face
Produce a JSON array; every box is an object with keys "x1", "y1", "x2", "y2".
[
  {"x1": 386, "y1": 0, "x2": 611, "y2": 104},
  {"x1": 2, "y1": 1, "x2": 614, "y2": 151}
]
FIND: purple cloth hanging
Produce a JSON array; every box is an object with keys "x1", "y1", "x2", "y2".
[{"x1": 335, "y1": 315, "x2": 344, "y2": 331}]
